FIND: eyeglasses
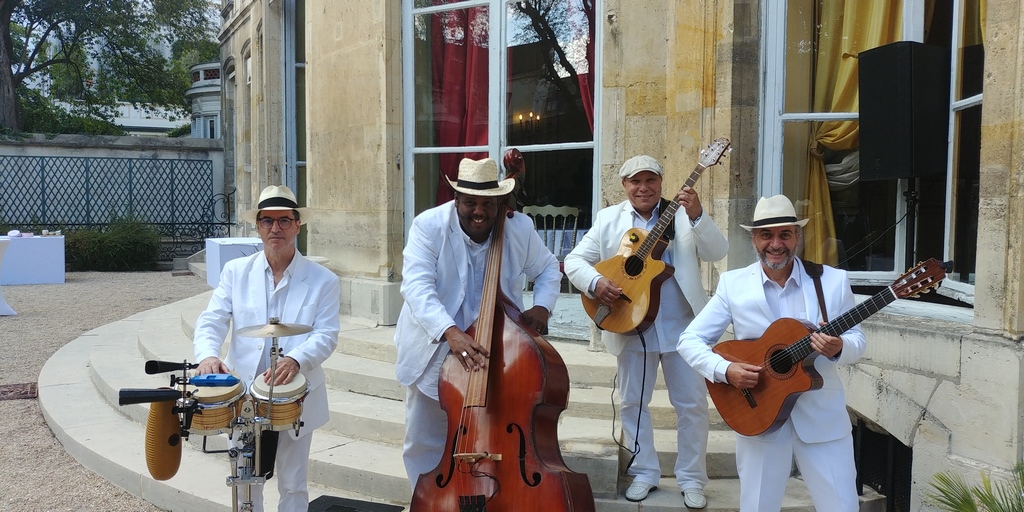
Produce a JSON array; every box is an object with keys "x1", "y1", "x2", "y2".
[{"x1": 257, "y1": 217, "x2": 296, "y2": 230}]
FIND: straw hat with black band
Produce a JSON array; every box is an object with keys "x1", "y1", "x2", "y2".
[
  {"x1": 240, "y1": 185, "x2": 314, "y2": 225},
  {"x1": 740, "y1": 195, "x2": 810, "y2": 231},
  {"x1": 446, "y1": 158, "x2": 516, "y2": 197}
]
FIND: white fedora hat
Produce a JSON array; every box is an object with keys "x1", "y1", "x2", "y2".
[
  {"x1": 446, "y1": 158, "x2": 516, "y2": 197},
  {"x1": 240, "y1": 185, "x2": 314, "y2": 225},
  {"x1": 740, "y1": 195, "x2": 810, "y2": 231}
]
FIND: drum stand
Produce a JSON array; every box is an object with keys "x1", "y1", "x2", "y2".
[{"x1": 225, "y1": 324, "x2": 285, "y2": 512}]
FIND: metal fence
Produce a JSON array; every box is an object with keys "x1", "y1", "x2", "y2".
[{"x1": 0, "y1": 155, "x2": 232, "y2": 261}]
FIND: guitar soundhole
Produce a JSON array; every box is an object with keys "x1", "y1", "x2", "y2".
[
  {"x1": 765, "y1": 344, "x2": 798, "y2": 378},
  {"x1": 623, "y1": 255, "x2": 644, "y2": 277}
]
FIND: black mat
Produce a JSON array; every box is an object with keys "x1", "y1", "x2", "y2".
[{"x1": 308, "y1": 496, "x2": 404, "y2": 512}]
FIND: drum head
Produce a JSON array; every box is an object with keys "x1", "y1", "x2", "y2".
[
  {"x1": 250, "y1": 373, "x2": 307, "y2": 400},
  {"x1": 192, "y1": 381, "x2": 243, "y2": 404}
]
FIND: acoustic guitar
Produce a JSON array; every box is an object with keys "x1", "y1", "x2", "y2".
[
  {"x1": 581, "y1": 137, "x2": 730, "y2": 334},
  {"x1": 707, "y1": 258, "x2": 946, "y2": 437}
]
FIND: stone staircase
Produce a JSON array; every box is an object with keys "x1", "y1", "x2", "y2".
[{"x1": 39, "y1": 289, "x2": 884, "y2": 511}]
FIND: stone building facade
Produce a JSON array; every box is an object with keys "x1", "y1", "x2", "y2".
[{"x1": 219, "y1": 0, "x2": 1024, "y2": 508}]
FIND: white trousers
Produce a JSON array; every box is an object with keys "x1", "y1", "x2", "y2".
[
  {"x1": 618, "y1": 349, "x2": 709, "y2": 489},
  {"x1": 402, "y1": 383, "x2": 449, "y2": 490},
  {"x1": 229, "y1": 430, "x2": 314, "y2": 512},
  {"x1": 735, "y1": 419, "x2": 858, "y2": 512}
]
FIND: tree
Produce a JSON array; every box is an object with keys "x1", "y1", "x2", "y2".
[{"x1": 0, "y1": 0, "x2": 217, "y2": 131}]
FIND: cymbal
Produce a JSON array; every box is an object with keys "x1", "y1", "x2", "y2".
[{"x1": 235, "y1": 321, "x2": 312, "y2": 338}]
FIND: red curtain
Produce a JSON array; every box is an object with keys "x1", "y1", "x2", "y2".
[
  {"x1": 576, "y1": 0, "x2": 595, "y2": 133},
  {"x1": 432, "y1": 7, "x2": 490, "y2": 205}
]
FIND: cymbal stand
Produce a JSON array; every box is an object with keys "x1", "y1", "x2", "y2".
[
  {"x1": 226, "y1": 317, "x2": 283, "y2": 512},
  {"x1": 226, "y1": 397, "x2": 263, "y2": 512}
]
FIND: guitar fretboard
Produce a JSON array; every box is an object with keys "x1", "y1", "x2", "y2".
[
  {"x1": 633, "y1": 165, "x2": 706, "y2": 260},
  {"x1": 775, "y1": 286, "x2": 898, "y2": 364}
]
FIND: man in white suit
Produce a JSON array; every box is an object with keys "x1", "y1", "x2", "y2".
[
  {"x1": 677, "y1": 194, "x2": 866, "y2": 512},
  {"x1": 194, "y1": 185, "x2": 341, "y2": 512},
  {"x1": 394, "y1": 157, "x2": 563, "y2": 488},
  {"x1": 563, "y1": 155, "x2": 728, "y2": 507}
]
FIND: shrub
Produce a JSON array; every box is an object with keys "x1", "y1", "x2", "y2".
[
  {"x1": 928, "y1": 463, "x2": 1024, "y2": 512},
  {"x1": 166, "y1": 123, "x2": 192, "y2": 137},
  {"x1": 65, "y1": 217, "x2": 161, "y2": 271}
]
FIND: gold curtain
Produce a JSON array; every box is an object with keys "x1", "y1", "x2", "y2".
[{"x1": 804, "y1": 1, "x2": 901, "y2": 265}]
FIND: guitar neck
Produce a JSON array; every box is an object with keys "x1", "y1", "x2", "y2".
[
  {"x1": 634, "y1": 165, "x2": 706, "y2": 260},
  {"x1": 787, "y1": 285, "x2": 898, "y2": 361}
]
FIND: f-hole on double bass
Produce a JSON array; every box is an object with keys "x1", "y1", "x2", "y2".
[{"x1": 409, "y1": 149, "x2": 595, "y2": 512}]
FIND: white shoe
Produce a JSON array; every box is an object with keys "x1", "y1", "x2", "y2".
[
  {"x1": 682, "y1": 486, "x2": 707, "y2": 509},
  {"x1": 625, "y1": 480, "x2": 657, "y2": 501}
]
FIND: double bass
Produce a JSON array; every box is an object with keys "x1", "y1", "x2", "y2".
[{"x1": 410, "y1": 150, "x2": 595, "y2": 512}]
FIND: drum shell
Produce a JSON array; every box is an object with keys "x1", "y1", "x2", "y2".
[
  {"x1": 249, "y1": 376, "x2": 308, "y2": 431},
  {"x1": 189, "y1": 382, "x2": 246, "y2": 435}
]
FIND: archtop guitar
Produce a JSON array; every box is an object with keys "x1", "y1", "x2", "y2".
[
  {"x1": 581, "y1": 137, "x2": 730, "y2": 334},
  {"x1": 708, "y1": 258, "x2": 946, "y2": 437}
]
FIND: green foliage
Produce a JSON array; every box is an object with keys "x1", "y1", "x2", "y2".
[
  {"x1": 1, "y1": 0, "x2": 219, "y2": 130},
  {"x1": 18, "y1": 87, "x2": 127, "y2": 135},
  {"x1": 65, "y1": 217, "x2": 161, "y2": 271},
  {"x1": 166, "y1": 123, "x2": 192, "y2": 138},
  {"x1": 928, "y1": 463, "x2": 1024, "y2": 512}
]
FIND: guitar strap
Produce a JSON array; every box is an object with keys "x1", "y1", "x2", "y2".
[
  {"x1": 801, "y1": 260, "x2": 829, "y2": 322},
  {"x1": 657, "y1": 198, "x2": 676, "y2": 241}
]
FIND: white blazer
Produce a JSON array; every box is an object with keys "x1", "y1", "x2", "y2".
[
  {"x1": 563, "y1": 200, "x2": 729, "y2": 356},
  {"x1": 677, "y1": 259, "x2": 867, "y2": 443},
  {"x1": 193, "y1": 251, "x2": 341, "y2": 438},
  {"x1": 393, "y1": 201, "x2": 563, "y2": 388}
]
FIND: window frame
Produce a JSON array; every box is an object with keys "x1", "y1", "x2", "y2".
[
  {"x1": 400, "y1": 0, "x2": 602, "y2": 237},
  {"x1": 758, "y1": 0, "x2": 980, "y2": 301}
]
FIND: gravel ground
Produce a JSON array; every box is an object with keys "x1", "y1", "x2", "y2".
[{"x1": 0, "y1": 271, "x2": 210, "y2": 512}]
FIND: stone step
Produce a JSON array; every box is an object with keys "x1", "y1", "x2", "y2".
[
  {"x1": 41, "y1": 292, "x2": 886, "y2": 511},
  {"x1": 120, "y1": 305, "x2": 741, "y2": 488}
]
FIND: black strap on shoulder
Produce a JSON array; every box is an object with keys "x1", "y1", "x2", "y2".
[
  {"x1": 658, "y1": 197, "x2": 676, "y2": 241},
  {"x1": 801, "y1": 260, "x2": 828, "y2": 322}
]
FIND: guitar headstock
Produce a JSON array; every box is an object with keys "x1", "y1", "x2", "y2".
[
  {"x1": 699, "y1": 137, "x2": 731, "y2": 168},
  {"x1": 891, "y1": 258, "x2": 946, "y2": 299}
]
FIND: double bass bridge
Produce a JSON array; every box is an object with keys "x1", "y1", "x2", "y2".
[{"x1": 454, "y1": 451, "x2": 503, "y2": 464}]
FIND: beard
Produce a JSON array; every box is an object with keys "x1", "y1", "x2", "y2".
[{"x1": 756, "y1": 248, "x2": 793, "y2": 270}]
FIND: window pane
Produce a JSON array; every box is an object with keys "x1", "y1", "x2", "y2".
[
  {"x1": 414, "y1": 0, "x2": 466, "y2": 8},
  {"x1": 517, "y1": 149, "x2": 593, "y2": 230},
  {"x1": 295, "y1": 0, "x2": 305, "y2": 63},
  {"x1": 784, "y1": 0, "x2": 902, "y2": 113},
  {"x1": 950, "y1": 106, "x2": 980, "y2": 284},
  {"x1": 413, "y1": 151, "x2": 487, "y2": 214},
  {"x1": 506, "y1": 0, "x2": 595, "y2": 145},
  {"x1": 296, "y1": 68, "x2": 306, "y2": 161},
  {"x1": 782, "y1": 121, "x2": 898, "y2": 272},
  {"x1": 413, "y1": 7, "x2": 490, "y2": 148}
]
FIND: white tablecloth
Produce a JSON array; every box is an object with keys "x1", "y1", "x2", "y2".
[
  {"x1": 205, "y1": 237, "x2": 264, "y2": 288},
  {"x1": 0, "y1": 239, "x2": 15, "y2": 315},
  {"x1": 0, "y1": 236, "x2": 65, "y2": 285}
]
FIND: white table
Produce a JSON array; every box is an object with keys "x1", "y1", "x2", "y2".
[
  {"x1": 0, "y1": 235, "x2": 65, "y2": 285},
  {"x1": 0, "y1": 239, "x2": 15, "y2": 315},
  {"x1": 205, "y1": 237, "x2": 264, "y2": 288}
]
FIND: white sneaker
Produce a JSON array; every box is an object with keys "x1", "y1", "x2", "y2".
[
  {"x1": 624, "y1": 480, "x2": 657, "y2": 501},
  {"x1": 682, "y1": 486, "x2": 707, "y2": 509}
]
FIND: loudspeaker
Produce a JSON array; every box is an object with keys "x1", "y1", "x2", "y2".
[{"x1": 859, "y1": 41, "x2": 950, "y2": 181}]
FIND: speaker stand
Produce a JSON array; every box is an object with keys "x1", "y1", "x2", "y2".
[{"x1": 903, "y1": 182, "x2": 919, "y2": 270}]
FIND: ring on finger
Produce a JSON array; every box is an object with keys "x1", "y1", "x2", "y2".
[{"x1": 461, "y1": 351, "x2": 469, "y2": 357}]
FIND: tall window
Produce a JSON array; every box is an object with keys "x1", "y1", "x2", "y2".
[
  {"x1": 403, "y1": 0, "x2": 597, "y2": 232},
  {"x1": 285, "y1": 0, "x2": 307, "y2": 251},
  {"x1": 760, "y1": 0, "x2": 983, "y2": 301}
]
